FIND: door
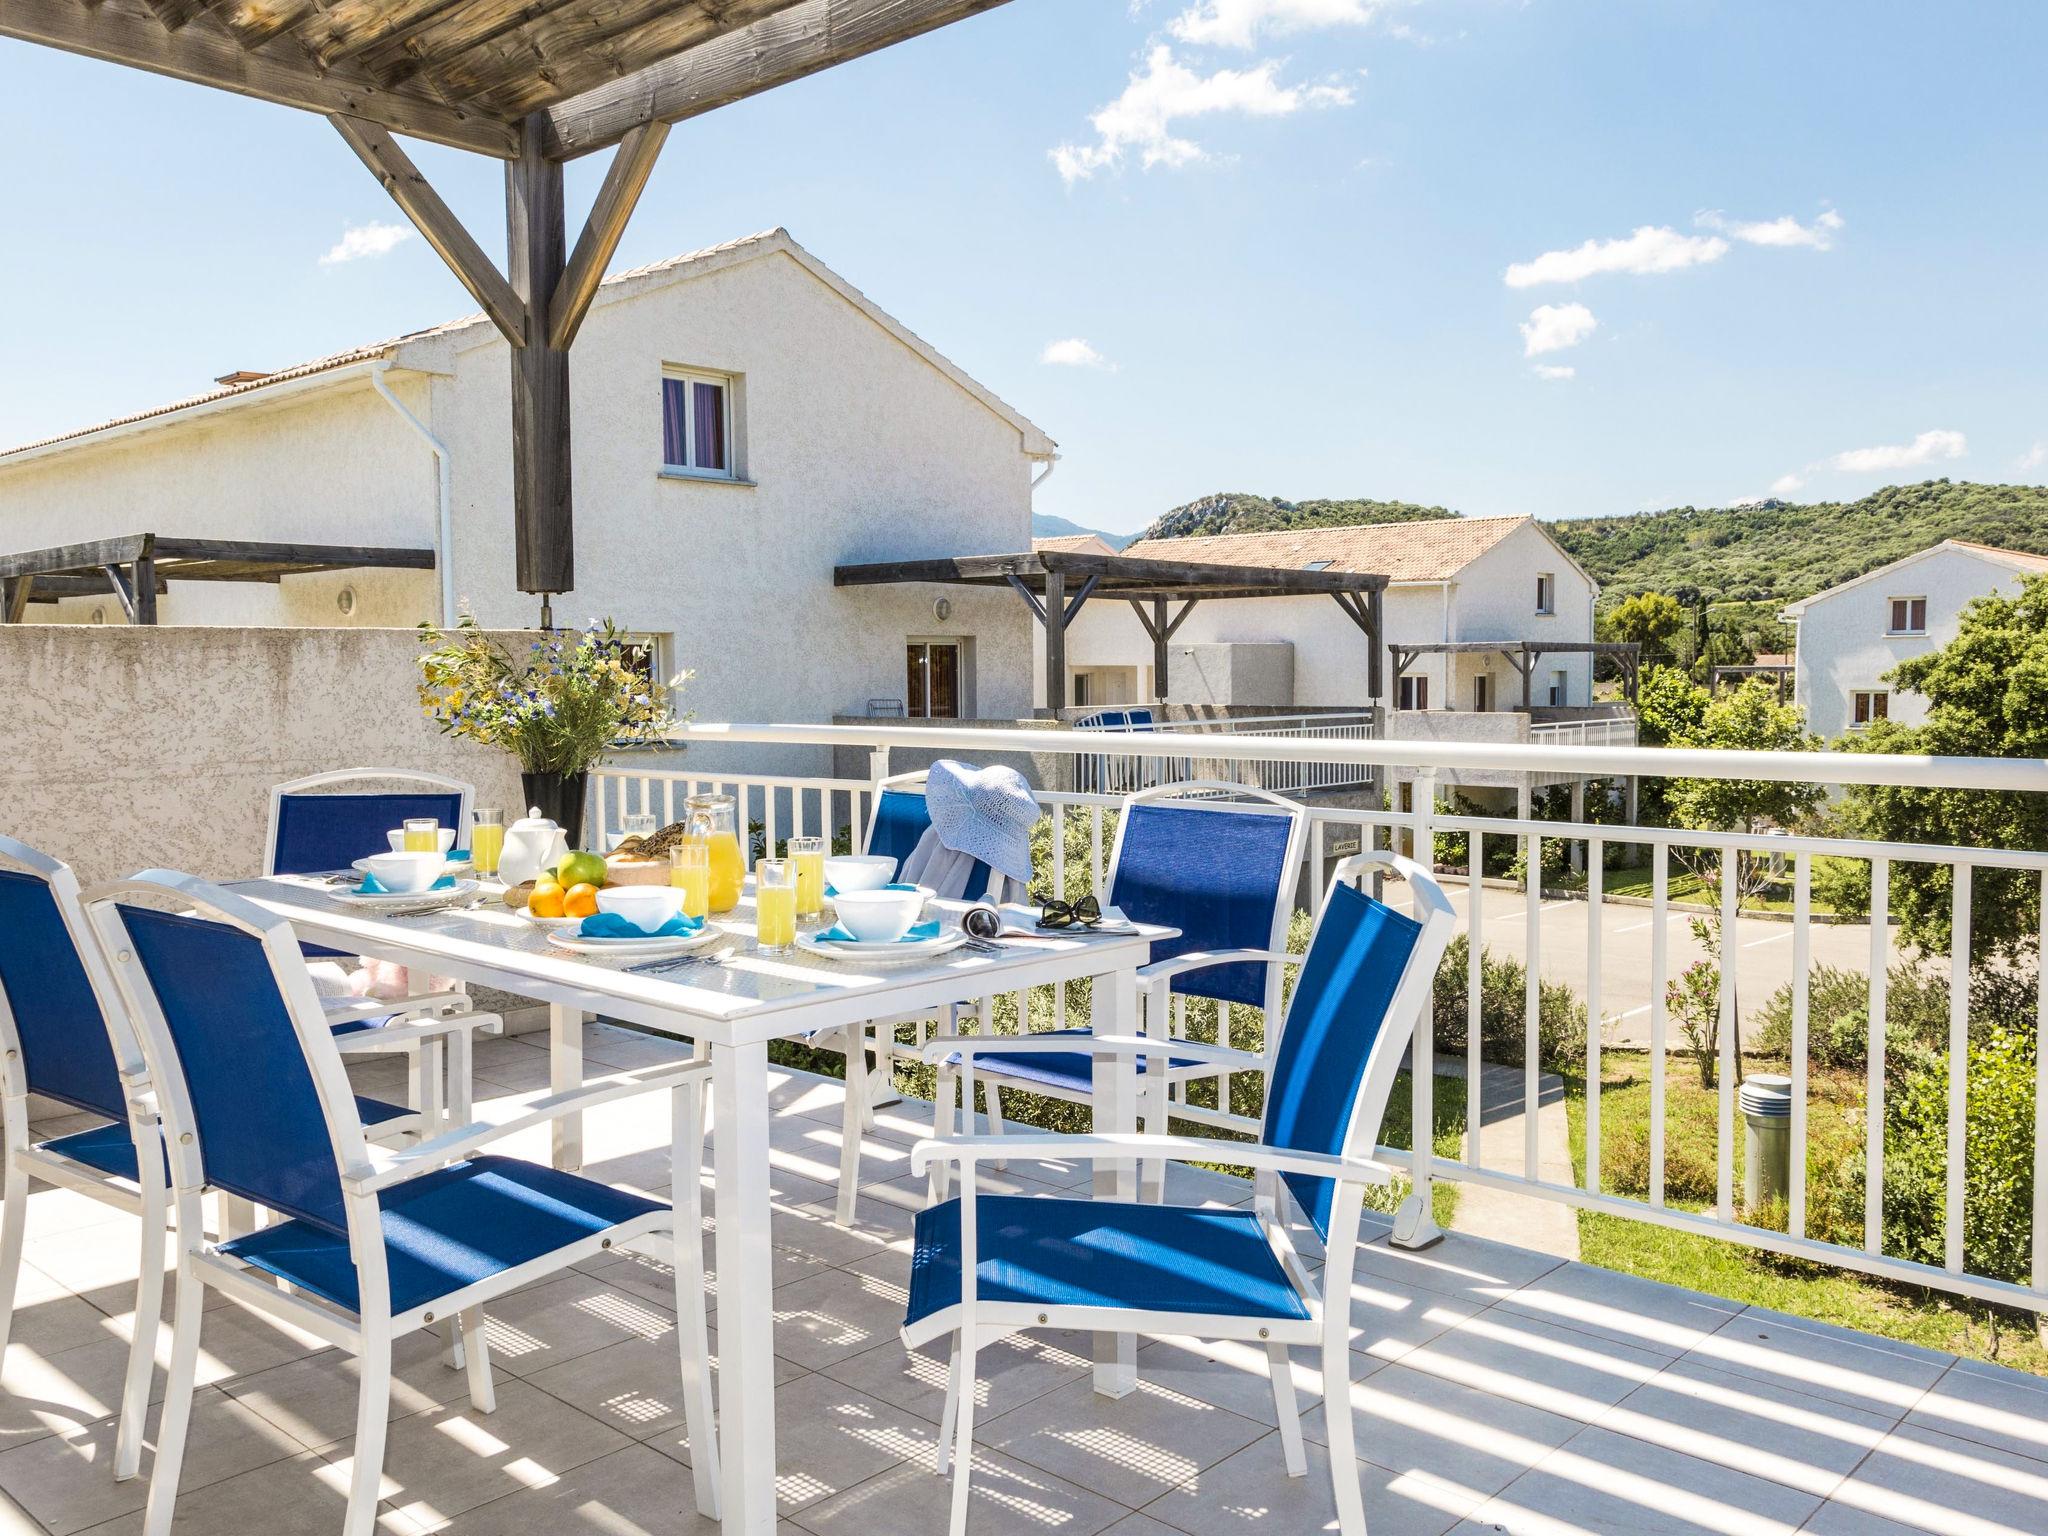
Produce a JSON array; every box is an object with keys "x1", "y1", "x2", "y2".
[
  {"x1": 1472, "y1": 674, "x2": 1490, "y2": 712},
  {"x1": 906, "y1": 642, "x2": 960, "y2": 719}
]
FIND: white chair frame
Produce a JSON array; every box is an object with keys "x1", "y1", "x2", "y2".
[
  {"x1": 0, "y1": 837, "x2": 164, "y2": 1483},
  {"x1": 935, "y1": 779, "x2": 1310, "y2": 1199},
  {"x1": 265, "y1": 767, "x2": 495, "y2": 1138},
  {"x1": 911, "y1": 851, "x2": 1456, "y2": 1536},
  {"x1": 85, "y1": 872, "x2": 719, "y2": 1536}
]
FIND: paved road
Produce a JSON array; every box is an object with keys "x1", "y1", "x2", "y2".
[{"x1": 1438, "y1": 882, "x2": 1907, "y2": 1049}]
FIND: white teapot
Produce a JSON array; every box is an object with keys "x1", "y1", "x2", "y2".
[{"x1": 498, "y1": 807, "x2": 570, "y2": 886}]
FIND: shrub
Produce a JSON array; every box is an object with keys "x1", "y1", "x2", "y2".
[
  {"x1": 1431, "y1": 933, "x2": 1589, "y2": 1074},
  {"x1": 1752, "y1": 960, "x2": 2041, "y2": 1072},
  {"x1": 1820, "y1": 1026, "x2": 2039, "y2": 1284}
]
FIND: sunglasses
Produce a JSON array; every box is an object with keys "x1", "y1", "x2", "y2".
[{"x1": 1037, "y1": 894, "x2": 1102, "y2": 930}]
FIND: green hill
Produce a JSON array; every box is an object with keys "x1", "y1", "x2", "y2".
[
  {"x1": 1136, "y1": 481, "x2": 2048, "y2": 606},
  {"x1": 1139, "y1": 492, "x2": 1460, "y2": 542},
  {"x1": 1549, "y1": 481, "x2": 2048, "y2": 603},
  {"x1": 1030, "y1": 512, "x2": 1141, "y2": 550}
]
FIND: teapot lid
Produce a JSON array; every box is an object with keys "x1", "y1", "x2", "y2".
[{"x1": 510, "y1": 806, "x2": 559, "y2": 830}]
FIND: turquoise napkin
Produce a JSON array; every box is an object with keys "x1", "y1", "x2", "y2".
[
  {"x1": 356, "y1": 872, "x2": 458, "y2": 895},
  {"x1": 820, "y1": 918, "x2": 942, "y2": 944},
  {"x1": 579, "y1": 912, "x2": 705, "y2": 939},
  {"x1": 823, "y1": 881, "x2": 921, "y2": 898}
]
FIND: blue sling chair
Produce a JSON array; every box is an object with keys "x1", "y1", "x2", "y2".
[
  {"x1": 817, "y1": 772, "x2": 1001, "y2": 1225},
  {"x1": 267, "y1": 769, "x2": 503, "y2": 1138},
  {"x1": 0, "y1": 835, "x2": 442, "y2": 1487},
  {"x1": 83, "y1": 872, "x2": 719, "y2": 1536},
  {"x1": 908, "y1": 850, "x2": 1456, "y2": 1535},
  {"x1": 933, "y1": 780, "x2": 1307, "y2": 1201}
]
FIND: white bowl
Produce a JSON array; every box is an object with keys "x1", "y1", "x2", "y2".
[
  {"x1": 386, "y1": 828, "x2": 458, "y2": 853},
  {"x1": 823, "y1": 855, "x2": 897, "y2": 893},
  {"x1": 362, "y1": 851, "x2": 446, "y2": 894},
  {"x1": 831, "y1": 887, "x2": 925, "y2": 943},
  {"x1": 595, "y1": 885, "x2": 685, "y2": 934}
]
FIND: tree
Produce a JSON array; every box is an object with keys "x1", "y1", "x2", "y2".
[
  {"x1": 1633, "y1": 664, "x2": 1709, "y2": 747},
  {"x1": 1820, "y1": 575, "x2": 2048, "y2": 961},
  {"x1": 1662, "y1": 680, "x2": 1827, "y2": 1085},
  {"x1": 1608, "y1": 591, "x2": 1687, "y2": 666}
]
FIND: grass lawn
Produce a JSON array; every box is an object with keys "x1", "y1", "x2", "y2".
[
  {"x1": 1566, "y1": 1048, "x2": 2047, "y2": 1376},
  {"x1": 1546, "y1": 855, "x2": 1867, "y2": 916}
]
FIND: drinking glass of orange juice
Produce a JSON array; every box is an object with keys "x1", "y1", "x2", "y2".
[
  {"x1": 755, "y1": 859, "x2": 797, "y2": 952},
  {"x1": 669, "y1": 842, "x2": 710, "y2": 919},
  {"x1": 470, "y1": 809, "x2": 504, "y2": 877},
  {"x1": 788, "y1": 836, "x2": 825, "y2": 918},
  {"x1": 403, "y1": 817, "x2": 440, "y2": 853}
]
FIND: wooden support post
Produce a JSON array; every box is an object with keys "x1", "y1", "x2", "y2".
[
  {"x1": 549, "y1": 121, "x2": 669, "y2": 350},
  {"x1": 1367, "y1": 587, "x2": 1384, "y2": 700},
  {"x1": 1044, "y1": 565, "x2": 1068, "y2": 715},
  {"x1": 506, "y1": 113, "x2": 575, "y2": 598},
  {"x1": 101, "y1": 564, "x2": 137, "y2": 623},
  {"x1": 2, "y1": 576, "x2": 30, "y2": 623},
  {"x1": 1151, "y1": 598, "x2": 1168, "y2": 702},
  {"x1": 132, "y1": 554, "x2": 158, "y2": 624}
]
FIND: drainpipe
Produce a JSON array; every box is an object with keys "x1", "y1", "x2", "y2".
[
  {"x1": 370, "y1": 361, "x2": 455, "y2": 626},
  {"x1": 1030, "y1": 454, "x2": 1060, "y2": 496}
]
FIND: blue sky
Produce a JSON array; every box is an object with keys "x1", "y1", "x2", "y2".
[{"x1": 2, "y1": 1, "x2": 2044, "y2": 536}]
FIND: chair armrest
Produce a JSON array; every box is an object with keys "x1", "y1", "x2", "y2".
[
  {"x1": 1136, "y1": 948, "x2": 1295, "y2": 984},
  {"x1": 921, "y1": 1032, "x2": 1258, "y2": 1071},
  {"x1": 322, "y1": 990, "x2": 473, "y2": 1024},
  {"x1": 910, "y1": 1131, "x2": 1396, "y2": 1185},
  {"x1": 332, "y1": 1010, "x2": 504, "y2": 1054},
  {"x1": 343, "y1": 1060, "x2": 709, "y2": 1195}
]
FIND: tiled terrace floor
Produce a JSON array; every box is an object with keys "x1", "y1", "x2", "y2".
[{"x1": 1, "y1": 1023, "x2": 2044, "y2": 1535}]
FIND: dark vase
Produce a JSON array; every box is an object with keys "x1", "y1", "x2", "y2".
[{"x1": 520, "y1": 770, "x2": 589, "y2": 848}]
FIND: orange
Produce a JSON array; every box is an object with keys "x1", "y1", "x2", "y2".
[
  {"x1": 528, "y1": 883, "x2": 566, "y2": 919},
  {"x1": 563, "y1": 882, "x2": 601, "y2": 918}
]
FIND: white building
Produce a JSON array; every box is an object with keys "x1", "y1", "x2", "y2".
[
  {"x1": 1780, "y1": 538, "x2": 2048, "y2": 741},
  {"x1": 0, "y1": 230, "x2": 1054, "y2": 733},
  {"x1": 1050, "y1": 515, "x2": 1602, "y2": 712}
]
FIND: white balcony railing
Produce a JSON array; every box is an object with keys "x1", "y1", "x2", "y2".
[
  {"x1": 1528, "y1": 714, "x2": 1639, "y2": 749},
  {"x1": 590, "y1": 720, "x2": 2048, "y2": 1319},
  {"x1": 1069, "y1": 709, "x2": 1378, "y2": 796}
]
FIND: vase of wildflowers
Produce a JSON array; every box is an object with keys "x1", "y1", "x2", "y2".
[{"x1": 416, "y1": 617, "x2": 682, "y2": 847}]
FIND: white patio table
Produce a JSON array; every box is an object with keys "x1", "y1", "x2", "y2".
[{"x1": 228, "y1": 875, "x2": 1171, "y2": 1536}]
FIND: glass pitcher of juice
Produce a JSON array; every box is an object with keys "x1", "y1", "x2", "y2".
[{"x1": 684, "y1": 792, "x2": 746, "y2": 913}]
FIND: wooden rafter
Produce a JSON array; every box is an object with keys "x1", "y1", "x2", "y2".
[
  {"x1": 0, "y1": 0, "x2": 522, "y2": 156},
  {"x1": 329, "y1": 114, "x2": 528, "y2": 348},
  {"x1": 549, "y1": 121, "x2": 670, "y2": 349}
]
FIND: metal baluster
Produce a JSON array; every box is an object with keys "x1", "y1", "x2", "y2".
[
  {"x1": 1468, "y1": 830, "x2": 1483, "y2": 1168},
  {"x1": 1586, "y1": 835, "x2": 1603, "y2": 1195},
  {"x1": 1717, "y1": 846, "x2": 1737, "y2": 1224},
  {"x1": 1524, "y1": 834, "x2": 1541, "y2": 1181},
  {"x1": 1947, "y1": 865, "x2": 1971, "y2": 1274},
  {"x1": 1791, "y1": 853, "x2": 1812, "y2": 1239},
  {"x1": 1650, "y1": 844, "x2": 1669, "y2": 1208},
  {"x1": 1866, "y1": 856, "x2": 1889, "y2": 1253}
]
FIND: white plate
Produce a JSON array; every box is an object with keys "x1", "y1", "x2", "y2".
[
  {"x1": 331, "y1": 879, "x2": 480, "y2": 909},
  {"x1": 552, "y1": 926, "x2": 721, "y2": 958},
  {"x1": 796, "y1": 929, "x2": 968, "y2": 965}
]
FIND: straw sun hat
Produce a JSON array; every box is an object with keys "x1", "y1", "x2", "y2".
[{"x1": 921, "y1": 759, "x2": 1039, "y2": 884}]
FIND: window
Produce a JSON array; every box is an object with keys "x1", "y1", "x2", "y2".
[
  {"x1": 1303, "y1": 559, "x2": 1333, "y2": 571},
  {"x1": 1852, "y1": 690, "x2": 1890, "y2": 727},
  {"x1": 1536, "y1": 573, "x2": 1556, "y2": 615},
  {"x1": 1397, "y1": 675, "x2": 1429, "y2": 710},
  {"x1": 1549, "y1": 669, "x2": 1569, "y2": 706},
  {"x1": 660, "y1": 370, "x2": 733, "y2": 478},
  {"x1": 907, "y1": 641, "x2": 961, "y2": 719},
  {"x1": 616, "y1": 632, "x2": 666, "y2": 693},
  {"x1": 1472, "y1": 675, "x2": 1490, "y2": 712},
  {"x1": 1888, "y1": 596, "x2": 1927, "y2": 635}
]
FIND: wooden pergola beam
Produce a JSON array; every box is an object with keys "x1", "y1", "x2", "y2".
[
  {"x1": 548, "y1": 121, "x2": 670, "y2": 349},
  {"x1": 0, "y1": 0, "x2": 522, "y2": 157},
  {"x1": 329, "y1": 115, "x2": 528, "y2": 349},
  {"x1": 542, "y1": 0, "x2": 1018, "y2": 158}
]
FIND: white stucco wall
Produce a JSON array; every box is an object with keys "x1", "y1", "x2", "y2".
[
  {"x1": 1054, "y1": 520, "x2": 1597, "y2": 710},
  {"x1": 0, "y1": 241, "x2": 1042, "y2": 777},
  {"x1": 1788, "y1": 545, "x2": 2032, "y2": 742},
  {"x1": 0, "y1": 375, "x2": 442, "y2": 627}
]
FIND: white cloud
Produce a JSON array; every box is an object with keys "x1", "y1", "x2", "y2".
[
  {"x1": 1504, "y1": 225, "x2": 1728, "y2": 288},
  {"x1": 1519, "y1": 302, "x2": 1597, "y2": 357},
  {"x1": 2019, "y1": 442, "x2": 2046, "y2": 473},
  {"x1": 1831, "y1": 429, "x2": 1967, "y2": 474},
  {"x1": 1041, "y1": 338, "x2": 1116, "y2": 370},
  {"x1": 1532, "y1": 363, "x2": 1576, "y2": 381},
  {"x1": 1169, "y1": 0, "x2": 1395, "y2": 49},
  {"x1": 1771, "y1": 429, "x2": 1967, "y2": 497},
  {"x1": 1052, "y1": 45, "x2": 1353, "y2": 183},
  {"x1": 1697, "y1": 207, "x2": 1844, "y2": 250},
  {"x1": 320, "y1": 221, "x2": 413, "y2": 265}
]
